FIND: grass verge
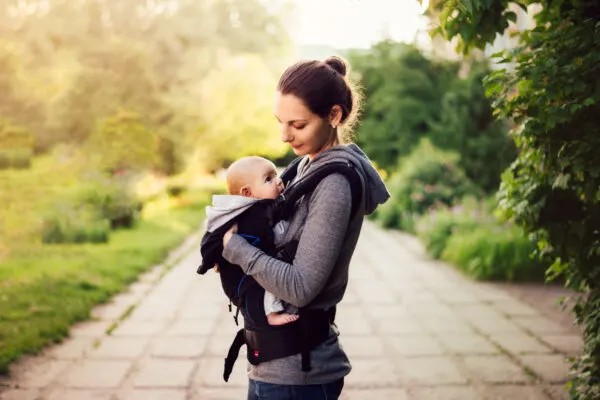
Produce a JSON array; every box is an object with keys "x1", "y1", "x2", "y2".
[{"x1": 0, "y1": 190, "x2": 210, "y2": 375}]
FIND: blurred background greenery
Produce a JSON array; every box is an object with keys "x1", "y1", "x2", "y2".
[{"x1": 0, "y1": 0, "x2": 546, "y2": 374}]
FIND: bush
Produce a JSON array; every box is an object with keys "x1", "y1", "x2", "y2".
[
  {"x1": 376, "y1": 138, "x2": 481, "y2": 231},
  {"x1": 76, "y1": 174, "x2": 143, "y2": 230},
  {"x1": 41, "y1": 204, "x2": 110, "y2": 244},
  {"x1": 441, "y1": 224, "x2": 545, "y2": 282},
  {"x1": 416, "y1": 205, "x2": 483, "y2": 259}
]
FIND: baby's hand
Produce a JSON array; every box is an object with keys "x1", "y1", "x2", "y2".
[
  {"x1": 213, "y1": 264, "x2": 220, "y2": 273},
  {"x1": 223, "y1": 224, "x2": 238, "y2": 248}
]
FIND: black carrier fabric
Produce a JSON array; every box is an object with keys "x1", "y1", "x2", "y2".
[{"x1": 197, "y1": 157, "x2": 363, "y2": 382}]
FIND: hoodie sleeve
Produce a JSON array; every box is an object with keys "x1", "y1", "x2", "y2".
[{"x1": 222, "y1": 173, "x2": 351, "y2": 307}]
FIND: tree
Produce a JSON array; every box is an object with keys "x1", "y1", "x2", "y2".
[
  {"x1": 430, "y1": 60, "x2": 516, "y2": 193},
  {"x1": 349, "y1": 41, "x2": 459, "y2": 170},
  {"x1": 427, "y1": 1, "x2": 600, "y2": 397}
]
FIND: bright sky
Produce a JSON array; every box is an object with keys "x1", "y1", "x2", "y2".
[{"x1": 280, "y1": 0, "x2": 430, "y2": 49}]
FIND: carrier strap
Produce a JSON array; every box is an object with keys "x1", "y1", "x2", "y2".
[{"x1": 223, "y1": 329, "x2": 245, "y2": 382}]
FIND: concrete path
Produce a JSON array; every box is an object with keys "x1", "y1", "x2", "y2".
[{"x1": 0, "y1": 221, "x2": 581, "y2": 400}]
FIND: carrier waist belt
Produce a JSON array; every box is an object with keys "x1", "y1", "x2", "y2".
[{"x1": 223, "y1": 307, "x2": 336, "y2": 382}]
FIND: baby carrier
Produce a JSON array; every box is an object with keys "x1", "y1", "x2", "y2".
[{"x1": 197, "y1": 157, "x2": 363, "y2": 382}]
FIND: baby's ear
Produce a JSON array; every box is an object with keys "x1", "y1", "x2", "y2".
[{"x1": 240, "y1": 186, "x2": 252, "y2": 197}]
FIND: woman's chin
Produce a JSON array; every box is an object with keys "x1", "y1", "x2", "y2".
[{"x1": 291, "y1": 146, "x2": 305, "y2": 156}]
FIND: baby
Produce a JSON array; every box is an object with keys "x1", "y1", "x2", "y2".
[{"x1": 206, "y1": 156, "x2": 298, "y2": 326}]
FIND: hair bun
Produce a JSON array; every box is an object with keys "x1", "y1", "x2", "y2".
[{"x1": 324, "y1": 56, "x2": 347, "y2": 77}]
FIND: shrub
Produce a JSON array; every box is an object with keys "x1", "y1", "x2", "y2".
[
  {"x1": 441, "y1": 224, "x2": 545, "y2": 282},
  {"x1": 416, "y1": 204, "x2": 483, "y2": 259},
  {"x1": 41, "y1": 204, "x2": 110, "y2": 244},
  {"x1": 76, "y1": 174, "x2": 143, "y2": 230},
  {"x1": 376, "y1": 138, "x2": 481, "y2": 231}
]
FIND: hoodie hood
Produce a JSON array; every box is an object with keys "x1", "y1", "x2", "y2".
[
  {"x1": 298, "y1": 143, "x2": 390, "y2": 215},
  {"x1": 205, "y1": 195, "x2": 260, "y2": 232}
]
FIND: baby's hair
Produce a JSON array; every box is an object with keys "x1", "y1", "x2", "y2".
[{"x1": 226, "y1": 156, "x2": 271, "y2": 195}]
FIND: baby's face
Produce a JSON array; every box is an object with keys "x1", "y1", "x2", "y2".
[{"x1": 248, "y1": 160, "x2": 284, "y2": 199}]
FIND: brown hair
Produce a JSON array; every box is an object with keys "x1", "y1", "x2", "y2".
[{"x1": 277, "y1": 56, "x2": 362, "y2": 143}]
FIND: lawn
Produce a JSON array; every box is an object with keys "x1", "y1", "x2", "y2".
[{"x1": 0, "y1": 155, "x2": 215, "y2": 374}]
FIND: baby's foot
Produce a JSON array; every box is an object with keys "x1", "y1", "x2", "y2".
[{"x1": 267, "y1": 312, "x2": 299, "y2": 326}]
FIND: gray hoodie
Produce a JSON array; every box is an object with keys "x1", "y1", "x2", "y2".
[{"x1": 223, "y1": 143, "x2": 389, "y2": 385}]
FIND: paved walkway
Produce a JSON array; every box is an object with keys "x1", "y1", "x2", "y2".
[{"x1": 0, "y1": 221, "x2": 581, "y2": 400}]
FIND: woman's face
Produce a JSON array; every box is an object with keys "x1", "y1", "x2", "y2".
[{"x1": 274, "y1": 92, "x2": 336, "y2": 159}]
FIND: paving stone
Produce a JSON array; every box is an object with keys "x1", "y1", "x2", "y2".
[
  {"x1": 408, "y1": 386, "x2": 481, "y2": 400},
  {"x1": 400, "y1": 357, "x2": 468, "y2": 385},
  {"x1": 89, "y1": 337, "x2": 149, "y2": 359},
  {"x1": 122, "y1": 389, "x2": 187, "y2": 400},
  {"x1": 0, "y1": 389, "x2": 41, "y2": 400},
  {"x1": 133, "y1": 359, "x2": 196, "y2": 388},
  {"x1": 46, "y1": 389, "x2": 115, "y2": 400},
  {"x1": 204, "y1": 334, "x2": 246, "y2": 358},
  {"x1": 63, "y1": 360, "x2": 132, "y2": 389},
  {"x1": 339, "y1": 336, "x2": 386, "y2": 358},
  {"x1": 519, "y1": 355, "x2": 572, "y2": 383},
  {"x1": 344, "y1": 359, "x2": 402, "y2": 388},
  {"x1": 341, "y1": 388, "x2": 408, "y2": 400},
  {"x1": 376, "y1": 317, "x2": 425, "y2": 335},
  {"x1": 194, "y1": 357, "x2": 248, "y2": 388},
  {"x1": 546, "y1": 384, "x2": 570, "y2": 400},
  {"x1": 111, "y1": 320, "x2": 168, "y2": 336},
  {"x1": 436, "y1": 290, "x2": 480, "y2": 305},
  {"x1": 481, "y1": 385, "x2": 550, "y2": 400},
  {"x1": 45, "y1": 337, "x2": 94, "y2": 360},
  {"x1": 70, "y1": 320, "x2": 110, "y2": 337},
  {"x1": 513, "y1": 316, "x2": 570, "y2": 334},
  {"x1": 149, "y1": 337, "x2": 206, "y2": 358},
  {"x1": 11, "y1": 359, "x2": 71, "y2": 389},
  {"x1": 489, "y1": 332, "x2": 553, "y2": 354},
  {"x1": 335, "y1": 308, "x2": 374, "y2": 335},
  {"x1": 418, "y1": 315, "x2": 474, "y2": 333},
  {"x1": 389, "y1": 334, "x2": 445, "y2": 356},
  {"x1": 192, "y1": 387, "x2": 248, "y2": 399},
  {"x1": 435, "y1": 332, "x2": 499, "y2": 355},
  {"x1": 462, "y1": 355, "x2": 530, "y2": 384},
  {"x1": 467, "y1": 316, "x2": 524, "y2": 334},
  {"x1": 197, "y1": 318, "x2": 232, "y2": 336},
  {"x1": 539, "y1": 335, "x2": 583, "y2": 355},
  {"x1": 490, "y1": 300, "x2": 541, "y2": 316},
  {"x1": 362, "y1": 304, "x2": 412, "y2": 320},
  {"x1": 458, "y1": 304, "x2": 506, "y2": 321}
]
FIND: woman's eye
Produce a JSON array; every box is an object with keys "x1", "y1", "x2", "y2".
[{"x1": 293, "y1": 124, "x2": 306, "y2": 130}]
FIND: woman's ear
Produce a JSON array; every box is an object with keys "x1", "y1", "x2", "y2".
[
  {"x1": 240, "y1": 186, "x2": 252, "y2": 197},
  {"x1": 329, "y1": 105, "x2": 343, "y2": 127}
]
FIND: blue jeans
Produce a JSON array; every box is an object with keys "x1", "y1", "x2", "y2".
[{"x1": 247, "y1": 378, "x2": 344, "y2": 400}]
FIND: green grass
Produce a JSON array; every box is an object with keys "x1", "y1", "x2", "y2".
[{"x1": 0, "y1": 190, "x2": 211, "y2": 375}]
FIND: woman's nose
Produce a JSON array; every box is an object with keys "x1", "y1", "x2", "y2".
[{"x1": 280, "y1": 126, "x2": 293, "y2": 143}]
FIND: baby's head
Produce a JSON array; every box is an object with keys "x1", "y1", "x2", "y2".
[{"x1": 226, "y1": 156, "x2": 284, "y2": 199}]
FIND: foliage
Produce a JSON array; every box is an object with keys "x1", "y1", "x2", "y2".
[
  {"x1": 348, "y1": 41, "x2": 515, "y2": 193},
  {"x1": 428, "y1": 0, "x2": 600, "y2": 396},
  {"x1": 349, "y1": 42, "x2": 458, "y2": 170},
  {"x1": 429, "y1": 60, "x2": 517, "y2": 192},
  {"x1": 87, "y1": 110, "x2": 158, "y2": 174},
  {"x1": 0, "y1": 119, "x2": 34, "y2": 169},
  {"x1": 441, "y1": 223, "x2": 545, "y2": 281},
  {"x1": 375, "y1": 138, "x2": 481, "y2": 231},
  {"x1": 41, "y1": 204, "x2": 109, "y2": 244},
  {"x1": 0, "y1": 0, "x2": 291, "y2": 169},
  {"x1": 415, "y1": 200, "x2": 485, "y2": 259},
  {"x1": 76, "y1": 174, "x2": 143, "y2": 230}
]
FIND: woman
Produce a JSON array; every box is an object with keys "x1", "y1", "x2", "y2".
[{"x1": 222, "y1": 56, "x2": 390, "y2": 400}]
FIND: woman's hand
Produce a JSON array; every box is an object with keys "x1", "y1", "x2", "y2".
[{"x1": 223, "y1": 224, "x2": 238, "y2": 248}]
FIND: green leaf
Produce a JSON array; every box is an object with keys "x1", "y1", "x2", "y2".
[{"x1": 505, "y1": 11, "x2": 517, "y2": 23}]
